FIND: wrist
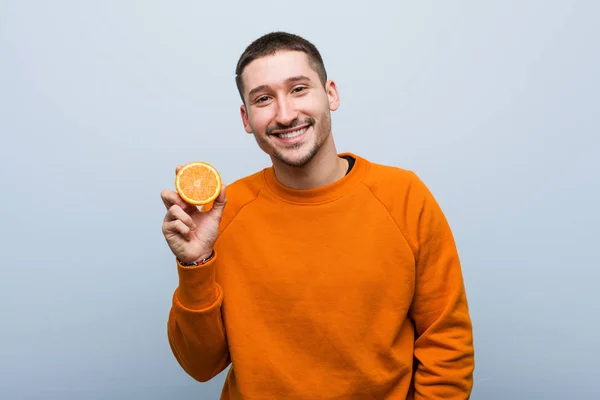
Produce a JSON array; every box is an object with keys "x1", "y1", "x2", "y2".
[{"x1": 178, "y1": 249, "x2": 215, "y2": 267}]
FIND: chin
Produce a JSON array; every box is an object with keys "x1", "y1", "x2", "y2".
[{"x1": 273, "y1": 144, "x2": 320, "y2": 168}]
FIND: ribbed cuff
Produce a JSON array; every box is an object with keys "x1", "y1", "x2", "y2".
[{"x1": 176, "y1": 252, "x2": 219, "y2": 310}]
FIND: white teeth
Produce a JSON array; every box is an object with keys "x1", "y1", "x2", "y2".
[{"x1": 278, "y1": 126, "x2": 308, "y2": 139}]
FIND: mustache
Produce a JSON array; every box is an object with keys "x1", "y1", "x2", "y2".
[{"x1": 266, "y1": 118, "x2": 315, "y2": 135}]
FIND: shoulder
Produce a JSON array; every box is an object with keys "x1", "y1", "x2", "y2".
[
  {"x1": 215, "y1": 168, "x2": 267, "y2": 232},
  {"x1": 358, "y1": 155, "x2": 453, "y2": 250},
  {"x1": 224, "y1": 169, "x2": 266, "y2": 204},
  {"x1": 364, "y1": 160, "x2": 419, "y2": 188},
  {"x1": 359, "y1": 157, "x2": 430, "y2": 208},
  {"x1": 357, "y1": 156, "x2": 444, "y2": 247}
]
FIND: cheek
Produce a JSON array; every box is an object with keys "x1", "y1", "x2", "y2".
[
  {"x1": 248, "y1": 109, "x2": 274, "y2": 132},
  {"x1": 298, "y1": 94, "x2": 328, "y2": 115}
]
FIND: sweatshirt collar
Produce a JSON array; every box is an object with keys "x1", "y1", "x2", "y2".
[{"x1": 263, "y1": 152, "x2": 368, "y2": 204}]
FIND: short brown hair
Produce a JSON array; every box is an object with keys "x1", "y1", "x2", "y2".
[{"x1": 235, "y1": 31, "x2": 328, "y2": 102}]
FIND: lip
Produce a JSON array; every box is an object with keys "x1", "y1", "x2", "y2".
[
  {"x1": 270, "y1": 124, "x2": 311, "y2": 135},
  {"x1": 271, "y1": 125, "x2": 311, "y2": 145}
]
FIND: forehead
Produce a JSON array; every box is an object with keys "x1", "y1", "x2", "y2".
[{"x1": 242, "y1": 51, "x2": 319, "y2": 93}]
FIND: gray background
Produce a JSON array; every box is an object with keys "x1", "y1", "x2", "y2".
[{"x1": 1, "y1": 1, "x2": 598, "y2": 399}]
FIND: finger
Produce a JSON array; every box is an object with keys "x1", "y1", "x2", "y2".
[
  {"x1": 160, "y1": 188, "x2": 177, "y2": 210},
  {"x1": 208, "y1": 184, "x2": 227, "y2": 215},
  {"x1": 165, "y1": 220, "x2": 193, "y2": 240},
  {"x1": 161, "y1": 188, "x2": 198, "y2": 214},
  {"x1": 175, "y1": 165, "x2": 181, "y2": 175},
  {"x1": 166, "y1": 205, "x2": 197, "y2": 231}
]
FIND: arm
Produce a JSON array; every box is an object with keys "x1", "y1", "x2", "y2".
[
  {"x1": 167, "y1": 253, "x2": 230, "y2": 382},
  {"x1": 407, "y1": 175, "x2": 475, "y2": 399},
  {"x1": 161, "y1": 181, "x2": 230, "y2": 382}
]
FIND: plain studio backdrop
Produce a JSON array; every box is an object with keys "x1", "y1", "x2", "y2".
[{"x1": 1, "y1": 1, "x2": 598, "y2": 399}]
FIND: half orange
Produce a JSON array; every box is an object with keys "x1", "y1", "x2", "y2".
[{"x1": 175, "y1": 161, "x2": 222, "y2": 205}]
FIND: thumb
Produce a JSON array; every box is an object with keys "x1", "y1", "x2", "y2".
[{"x1": 208, "y1": 184, "x2": 227, "y2": 216}]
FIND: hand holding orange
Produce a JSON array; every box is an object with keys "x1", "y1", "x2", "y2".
[{"x1": 161, "y1": 161, "x2": 227, "y2": 265}]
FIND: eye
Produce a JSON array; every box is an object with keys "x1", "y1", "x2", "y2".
[
  {"x1": 292, "y1": 86, "x2": 307, "y2": 94},
  {"x1": 255, "y1": 95, "x2": 270, "y2": 104}
]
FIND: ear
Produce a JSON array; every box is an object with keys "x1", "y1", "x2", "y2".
[
  {"x1": 240, "y1": 104, "x2": 253, "y2": 134},
  {"x1": 325, "y1": 80, "x2": 340, "y2": 111}
]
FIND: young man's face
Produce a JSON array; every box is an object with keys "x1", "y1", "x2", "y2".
[{"x1": 240, "y1": 50, "x2": 339, "y2": 168}]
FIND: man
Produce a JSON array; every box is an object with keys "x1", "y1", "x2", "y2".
[{"x1": 161, "y1": 31, "x2": 475, "y2": 399}]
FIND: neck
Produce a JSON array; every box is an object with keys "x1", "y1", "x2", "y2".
[{"x1": 271, "y1": 136, "x2": 348, "y2": 190}]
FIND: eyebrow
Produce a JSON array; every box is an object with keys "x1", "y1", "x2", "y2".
[{"x1": 247, "y1": 75, "x2": 312, "y2": 100}]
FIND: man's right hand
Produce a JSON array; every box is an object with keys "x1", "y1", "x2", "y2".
[{"x1": 161, "y1": 166, "x2": 227, "y2": 264}]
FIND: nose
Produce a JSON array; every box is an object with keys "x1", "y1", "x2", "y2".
[{"x1": 275, "y1": 97, "x2": 298, "y2": 126}]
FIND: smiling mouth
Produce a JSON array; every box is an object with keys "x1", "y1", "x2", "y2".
[{"x1": 271, "y1": 125, "x2": 310, "y2": 139}]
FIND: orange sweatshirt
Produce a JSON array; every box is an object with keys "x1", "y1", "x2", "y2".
[{"x1": 167, "y1": 153, "x2": 474, "y2": 399}]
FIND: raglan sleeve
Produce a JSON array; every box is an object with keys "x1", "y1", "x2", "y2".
[
  {"x1": 406, "y1": 173, "x2": 475, "y2": 399},
  {"x1": 167, "y1": 252, "x2": 231, "y2": 382}
]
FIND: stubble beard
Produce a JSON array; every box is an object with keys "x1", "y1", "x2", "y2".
[{"x1": 272, "y1": 112, "x2": 332, "y2": 168}]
